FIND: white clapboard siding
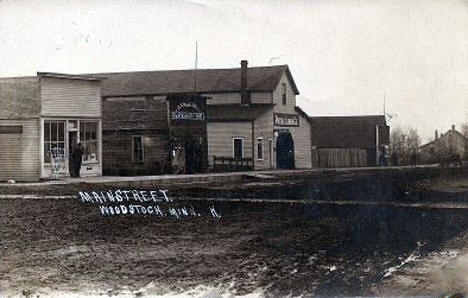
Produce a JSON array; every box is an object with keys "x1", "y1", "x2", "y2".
[
  {"x1": 0, "y1": 119, "x2": 40, "y2": 181},
  {"x1": 272, "y1": 72, "x2": 297, "y2": 114},
  {"x1": 204, "y1": 93, "x2": 240, "y2": 105},
  {"x1": 207, "y1": 121, "x2": 252, "y2": 167},
  {"x1": 204, "y1": 92, "x2": 272, "y2": 105},
  {"x1": 40, "y1": 77, "x2": 102, "y2": 117},
  {"x1": 287, "y1": 113, "x2": 312, "y2": 169},
  {"x1": 253, "y1": 108, "x2": 274, "y2": 170},
  {"x1": 250, "y1": 92, "x2": 272, "y2": 104}
]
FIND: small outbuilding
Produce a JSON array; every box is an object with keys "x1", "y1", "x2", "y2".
[{"x1": 308, "y1": 115, "x2": 390, "y2": 168}]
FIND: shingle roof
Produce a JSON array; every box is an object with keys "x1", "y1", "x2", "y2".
[
  {"x1": 309, "y1": 115, "x2": 388, "y2": 148},
  {"x1": 87, "y1": 65, "x2": 299, "y2": 97}
]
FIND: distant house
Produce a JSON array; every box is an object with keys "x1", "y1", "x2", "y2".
[
  {"x1": 419, "y1": 125, "x2": 467, "y2": 163},
  {"x1": 90, "y1": 60, "x2": 311, "y2": 175},
  {"x1": 307, "y1": 115, "x2": 390, "y2": 168}
]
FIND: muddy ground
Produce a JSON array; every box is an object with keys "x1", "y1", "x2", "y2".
[{"x1": 2, "y1": 167, "x2": 468, "y2": 297}]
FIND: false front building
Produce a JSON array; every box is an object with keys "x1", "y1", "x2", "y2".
[
  {"x1": 94, "y1": 60, "x2": 312, "y2": 174},
  {"x1": 0, "y1": 73, "x2": 103, "y2": 181}
]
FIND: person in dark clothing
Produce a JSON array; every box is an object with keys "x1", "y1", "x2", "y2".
[{"x1": 72, "y1": 143, "x2": 84, "y2": 177}]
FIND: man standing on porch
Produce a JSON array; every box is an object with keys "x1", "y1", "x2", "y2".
[{"x1": 72, "y1": 143, "x2": 84, "y2": 177}]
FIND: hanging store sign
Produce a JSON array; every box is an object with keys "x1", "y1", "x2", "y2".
[
  {"x1": 168, "y1": 95, "x2": 207, "y2": 126},
  {"x1": 274, "y1": 113, "x2": 299, "y2": 127},
  {"x1": 170, "y1": 101, "x2": 205, "y2": 121},
  {"x1": 0, "y1": 125, "x2": 23, "y2": 134}
]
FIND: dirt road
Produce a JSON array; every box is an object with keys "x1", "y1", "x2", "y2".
[{"x1": 2, "y1": 169, "x2": 468, "y2": 297}]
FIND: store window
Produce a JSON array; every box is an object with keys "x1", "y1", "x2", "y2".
[
  {"x1": 132, "y1": 136, "x2": 144, "y2": 163},
  {"x1": 44, "y1": 121, "x2": 65, "y2": 163},
  {"x1": 80, "y1": 121, "x2": 98, "y2": 162},
  {"x1": 257, "y1": 138, "x2": 263, "y2": 160},
  {"x1": 233, "y1": 138, "x2": 244, "y2": 159}
]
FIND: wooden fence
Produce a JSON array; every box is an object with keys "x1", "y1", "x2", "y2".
[
  {"x1": 213, "y1": 156, "x2": 253, "y2": 172},
  {"x1": 312, "y1": 148, "x2": 367, "y2": 168}
]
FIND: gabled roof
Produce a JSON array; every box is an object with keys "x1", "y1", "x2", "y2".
[
  {"x1": 309, "y1": 115, "x2": 388, "y2": 148},
  {"x1": 420, "y1": 128, "x2": 467, "y2": 148},
  {"x1": 87, "y1": 65, "x2": 299, "y2": 97},
  {"x1": 37, "y1": 72, "x2": 104, "y2": 82}
]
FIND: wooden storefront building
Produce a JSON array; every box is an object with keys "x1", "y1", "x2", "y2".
[
  {"x1": 0, "y1": 72, "x2": 103, "y2": 181},
  {"x1": 94, "y1": 60, "x2": 312, "y2": 174}
]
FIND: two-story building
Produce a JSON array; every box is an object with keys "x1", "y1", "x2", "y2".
[
  {"x1": 0, "y1": 72, "x2": 103, "y2": 181},
  {"x1": 419, "y1": 125, "x2": 467, "y2": 163},
  {"x1": 92, "y1": 60, "x2": 312, "y2": 174}
]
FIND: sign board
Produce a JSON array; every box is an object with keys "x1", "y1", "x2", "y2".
[
  {"x1": 168, "y1": 95, "x2": 207, "y2": 126},
  {"x1": 274, "y1": 113, "x2": 299, "y2": 127},
  {"x1": 0, "y1": 125, "x2": 23, "y2": 134}
]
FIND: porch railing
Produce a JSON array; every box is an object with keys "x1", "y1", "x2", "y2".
[{"x1": 213, "y1": 156, "x2": 253, "y2": 172}]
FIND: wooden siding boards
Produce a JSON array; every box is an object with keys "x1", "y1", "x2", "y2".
[
  {"x1": 0, "y1": 77, "x2": 40, "y2": 118},
  {"x1": 204, "y1": 93, "x2": 240, "y2": 105},
  {"x1": 40, "y1": 77, "x2": 102, "y2": 118},
  {"x1": 271, "y1": 72, "x2": 312, "y2": 169},
  {"x1": 250, "y1": 92, "x2": 272, "y2": 104},
  {"x1": 204, "y1": 91, "x2": 272, "y2": 105},
  {"x1": 253, "y1": 107, "x2": 274, "y2": 170},
  {"x1": 272, "y1": 72, "x2": 297, "y2": 114},
  {"x1": 0, "y1": 119, "x2": 40, "y2": 181},
  {"x1": 207, "y1": 122, "x2": 252, "y2": 168},
  {"x1": 287, "y1": 112, "x2": 312, "y2": 168},
  {"x1": 0, "y1": 78, "x2": 41, "y2": 181},
  {"x1": 102, "y1": 96, "x2": 168, "y2": 131},
  {"x1": 102, "y1": 131, "x2": 169, "y2": 175}
]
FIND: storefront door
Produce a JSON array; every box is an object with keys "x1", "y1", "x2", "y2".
[
  {"x1": 276, "y1": 132, "x2": 295, "y2": 169},
  {"x1": 68, "y1": 131, "x2": 77, "y2": 177}
]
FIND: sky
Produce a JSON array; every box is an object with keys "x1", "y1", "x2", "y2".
[{"x1": 0, "y1": 0, "x2": 467, "y2": 143}]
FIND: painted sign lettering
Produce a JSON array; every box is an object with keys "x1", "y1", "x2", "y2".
[
  {"x1": 274, "y1": 113, "x2": 299, "y2": 127},
  {"x1": 170, "y1": 102, "x2": 205, "y2": 121}
]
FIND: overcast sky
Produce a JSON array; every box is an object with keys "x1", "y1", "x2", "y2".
[{"x1": 0, "y1": 0, "x2": 467, "y2": 142}]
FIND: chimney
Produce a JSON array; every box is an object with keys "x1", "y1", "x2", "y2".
[
  {"x1": 452, "y1": 124, "x2": 455, "y2": 131},
  {"x1": 240, "y1": 60, "x2": 250, "y2": 104},
  {"x1": 435, "y1": 129, "x2": 438, "y2": 140}
]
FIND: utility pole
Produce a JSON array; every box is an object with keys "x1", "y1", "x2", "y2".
[{"x1": 193, "y1": 40, "x2": 198, "y2": 97}]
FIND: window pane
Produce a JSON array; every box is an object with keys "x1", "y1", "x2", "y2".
[
  {"x1": 257, "y1": 139, "x2": 263, "y2": 160},
  {"x1": 50, "y1": 143, "x2": 58, "y2": 159},
  {"x1": 234, "y1": 139, "x2": 243, "y2": 158},
  {"x1": 84, "y1": 141, "x2": 97, "y2": 161},
  {"x1": 51, "y1": 122, "x2": 57, "y2": 142},
  {"x1": 58, "y1": 142, "x2": 65, "y2": 156},
  {"x1": 44, "y1": 143, "x2": 51, "y2": 163},
  {"x1": 44, "y1": 122, "x2": 50, "y2": 142},
  {"x1": 133, "y1": 137, "x2": 143, "y2": 163},
  {"x1": 89, "y1": 122, "x2": 97, "y2": 140},
  {"x1": 58, "y1": 122, "x2": 64, "y2": 142},
  {"x1": 86, "y1": 124, "x2": 92, "y2": 140},
  {"x1": 80, "y1": 122, "x2": 84, "y2": 141}
]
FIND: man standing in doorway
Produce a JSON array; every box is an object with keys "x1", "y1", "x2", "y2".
[{"x1": 72, "y1": 143, "x2": 84, "y2": 177}]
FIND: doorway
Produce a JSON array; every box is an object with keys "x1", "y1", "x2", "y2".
[
  {"x1": 276, "y1": 132, "x2": 295, "y2": 169},
  {"x1": 184, "y1": 136, "x2": 205, "y2": 174},
  {"x1": 68, "y1": 131, "x2": 77, "y2": 177}
]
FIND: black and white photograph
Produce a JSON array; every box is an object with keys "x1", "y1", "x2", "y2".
[{"x1": 0, "y1": 0, "x2": 467, "y2": 297}]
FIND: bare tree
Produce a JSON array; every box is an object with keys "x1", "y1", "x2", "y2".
[{"x1": 390, "y1": 126, "x2": 421, "y2": 165}]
